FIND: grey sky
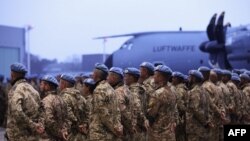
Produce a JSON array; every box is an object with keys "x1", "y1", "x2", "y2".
[{"x1": 1, "y1": 0, "x2": 250, "y2": 62}]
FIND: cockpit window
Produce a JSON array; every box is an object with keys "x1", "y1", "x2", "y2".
[{"x1": 120, "y1": 42, "x2": 133, "y2": 50}]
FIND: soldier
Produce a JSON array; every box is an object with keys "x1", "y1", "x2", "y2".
[
  {"x1": 124, "y1": 68, "x2": 149, "y2": 141},
  {"x1": 147, "y1": 65, "x2": 177, "y2": 141},
  {"x1": 89, "y1": 63, "x2": 123, "y2": 141},
  {"x1": 59, "y1": 74, "x2": 89, "y2": 141},
  {"x1": 39, "y1": 75, "x2": 68, "y2": 141},
  {"x1": 82, "y1": 78, "x2": 96, "y2": 136},
  {"x1": 199, "y1": 67, "x2": 225, "y2": 141},
  {"x1": 75, "y1": 73, "x2": 84, "y2": 95},
  {"x1": 6, "y1": 63, "x2": 42, "y2": 141},
  {"x1": 239, "y1": 73, "x2": 250, "y2": 124},
  {"x1": 172, "y1": 71, "x2": 187, "y2": 141},
  {"x1": 222, "y1": 70, "x2": 239, "y2": 124},
  {"x1": 186, "y1": 70, "x2": 209, "y2": 141},
  {"x1": 139, "y1": 62, "x2": 155, "y2": 105},
  {"x1": 107, "y1": 67, "x2": 135, "y2": 141},
  {"x1": 82, "y1": 78, "x2": 95, "y2": 114}
]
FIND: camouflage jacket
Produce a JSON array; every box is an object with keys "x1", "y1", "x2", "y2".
[
  {"x1": 128, "y1": 82, "x2": 147, "y2": 131},
  {"x1": 60, "y1": 88, "x2": 89, "y2": 131},
  {"x1": 147, "y1": 83, "x2": 177, "y2": 139},
  {"x1": 6, "y1": 79, "x2": 40, "y2": 141},
  {"x1": 114, "y1": 83, "x2": 136, "y2": 134},
  {"x1": 202, "y1": 81, "x2": 225, "y2": 124},
  {"x1": 89, "y1": 80, "x2": 122, "y2": 140},
  {"x1": 186, "y1": 84, "x2": 209, "y2": 134},
  {"x1": 40, "y1": 90, "x2": 67, "y2": 140},
  {"x1": 174, "y1": 83, "x2": 188, "y2": 116},
  {"x1": 241, "y1": 83, "x2": 250, "y2": 121}
]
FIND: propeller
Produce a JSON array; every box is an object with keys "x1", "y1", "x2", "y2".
[{"x1": 199, "y1": 12, "x2": 232, "y2": 69}]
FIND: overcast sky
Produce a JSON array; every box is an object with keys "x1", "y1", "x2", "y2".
[{"x1": 1, "y1": 0, "x2": 250, "y2": 62}]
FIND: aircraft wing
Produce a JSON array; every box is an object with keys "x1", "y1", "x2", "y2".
[{"x1": 93, "y1": 31, "x2": 204, "y2": 39}]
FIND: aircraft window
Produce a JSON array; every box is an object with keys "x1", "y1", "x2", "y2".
[
  {"x1": 127, "y1": 43, "x2": 133, "y2": 50},
  {"x1": 121, "y1": 43, "x2": 128, "y2": 49}
]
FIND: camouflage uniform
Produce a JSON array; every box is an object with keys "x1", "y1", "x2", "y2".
[
  {"x1": 217, "y1": 81, "x2": 231, "y2": 122},
  {"x1": 174, "y1": 83, "x2": 187, "y2": 141},
  {"x1": 89, "y1": 80, "x2": 122, "y2": 141},
  {"x1": 6, "y1": 79, "x2": 41, "y2": 141},
  {"x1": 226, "y1": 81, "x2": 239, "y2": 123},
  {"x1": 39, "y1": 90, "x2": 68, "y2": 141},
  {"x1": 114, "y1": 82, "x2": 137, "y2": 141},
  {"x1": 202, "y1": 81, "x2": 225, "y2": 141},
  {"x1": 60, "y1": 88, "x2": 89, "y2": 141},
  {"x1": 241, "y1": 83, "x2": 250, "y2": 124},
  {"x1": 128, "y1": 82, "x2": 147, "y2": 141},
  {"x1": 141, "y1": 76, "x2": 155, "y2": 107},
  {"x1": 186, "y1": 84, "x2": 209, "y2": 141},
  {"x1": 147, "y1": 83, "x2": 177, "y2": 141}
]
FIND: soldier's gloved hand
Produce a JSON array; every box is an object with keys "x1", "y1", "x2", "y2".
[{"x1": 144, "y1": 119, "x2": 150, "y2": 131}]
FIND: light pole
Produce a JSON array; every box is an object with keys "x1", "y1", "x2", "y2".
[
  {"x1": 102, "y1": 38, "x2": 107, "y2": 63},
  {"x1": 25, "y1": 25, "x2": 32, "y2": 76}
]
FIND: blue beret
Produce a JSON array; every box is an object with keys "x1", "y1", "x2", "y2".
[
  {"x1": 80, "y1": 73, "x2": 90, "y2": 78},
  {"x1": 212, "y1": 68, "x2": 223, "y2": 75},
  {"x1": 95, "y1": 63, "x2": 108, "y2": 74},
  {"x1": 189, "y1": 70, "x2": 204, "y2": 80},
  {"x1": 231, "y1": 76, "x2": 240, "y2": 82},
  {"x1": 10, "y1": 63, "x2": 27, "y2": 73},
  {"x1": 109, "y1": 67, "x2": 124, "y2": 77},
  {"x1": 198, "y1": 66, "x2": 211, "y2": 72},
  {"x1": 41, "y1": 75, "x2": 59, "y2": 86},
  {"x1": 223, "y1": 70, "x2": 232, "y2": 76},
  {"x1": 231, "y1": 73, "x2": 239, "y2": 77},
  {"x1": 124, "y1": 67, "x2": 140, "y2": 77},
  {"x1": 140, "y1": 62, "x2": 154, "y2": 72},
  {"x1": 240, "y1": 73, "x2": 250, "y2": 80},
  {"x1": 184, "y1": 75, "x2": 189, "y2": 81},
  {"x1": 83, "y1": 78, "x2": 96, "y2": 86},
  {"x1": 172, "y1": 71, "x2": 185, "y2": 79},
  {"x1": 244, "y1": 71, "x2": 250, "y2": 77},
  {"x1": 154, "y1": 65, "x2": 172, "y2": 75},
  {"x1": 61, "y1": 74, "x2": 76, "y2": 84}
]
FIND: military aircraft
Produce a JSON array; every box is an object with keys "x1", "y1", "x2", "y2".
[{"x1": 95, "y1": 12, "x2": 250, "y2": 73}]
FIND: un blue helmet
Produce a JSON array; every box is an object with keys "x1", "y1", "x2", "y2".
[
  {"x1": 212, "y1": 68, "x2": 223, "y2": 75},
  {"x1": 231, "y1": 75, "x2": 240, "y2": 82}
]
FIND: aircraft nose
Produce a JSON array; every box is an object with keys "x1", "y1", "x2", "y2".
[{"x1": 105, "y1": 54, "x2": 113, "y2": 68}]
